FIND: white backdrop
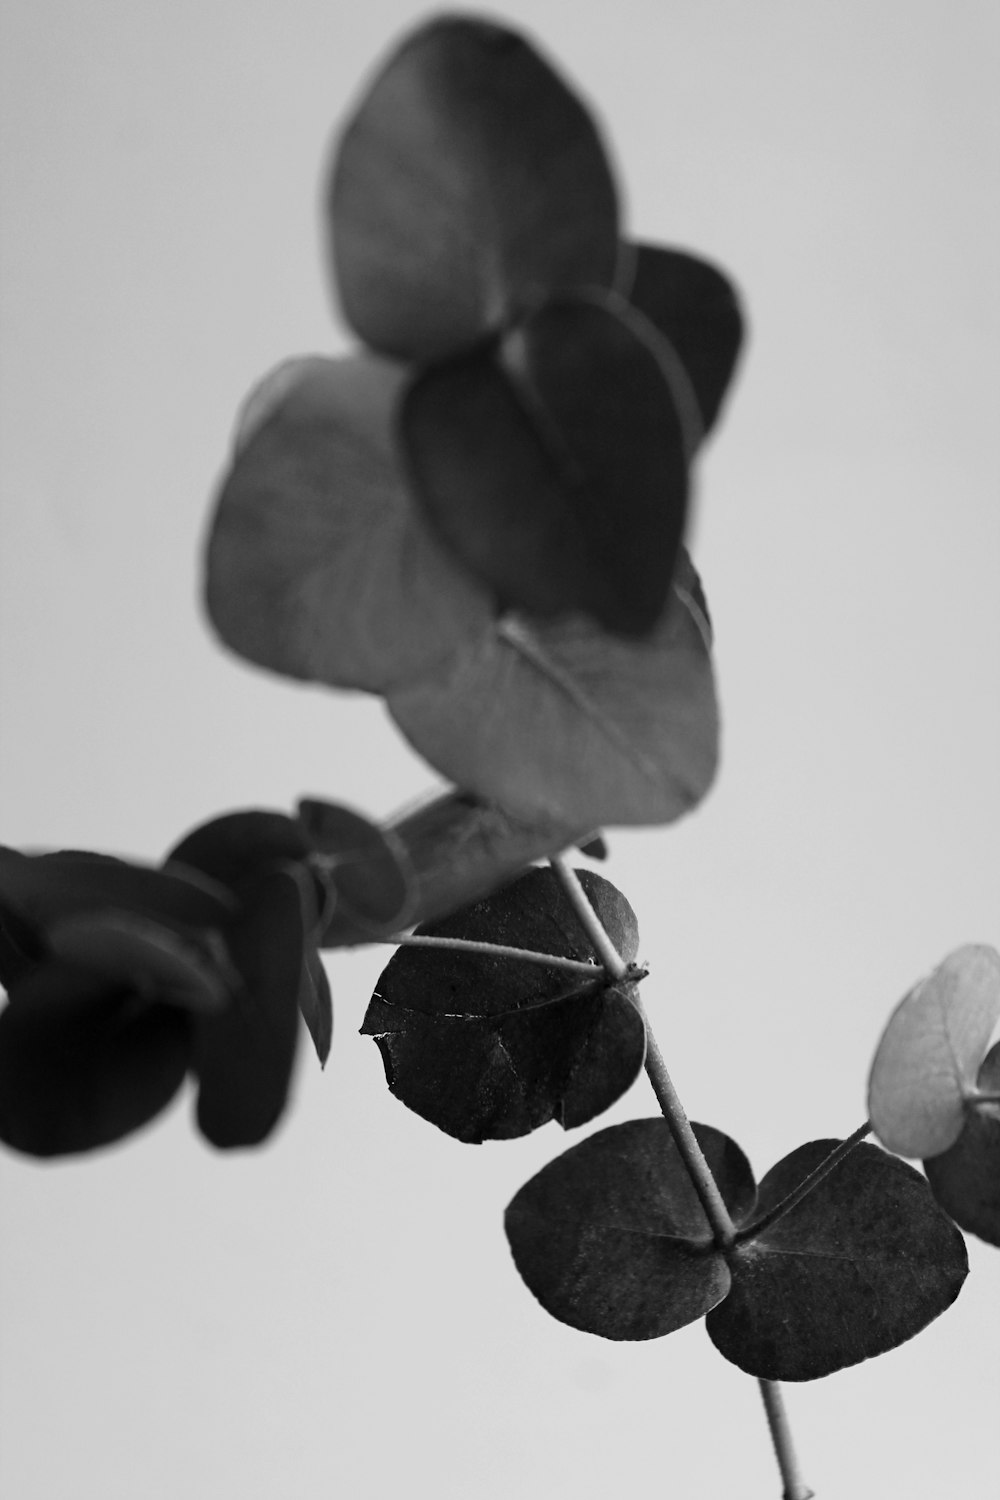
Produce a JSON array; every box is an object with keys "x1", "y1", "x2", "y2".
[{"x1": 1, "y1": 3, "x2": 998, "y2": 1496}]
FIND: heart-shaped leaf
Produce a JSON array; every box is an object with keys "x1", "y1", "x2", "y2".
[
  {"x1": 505, "y1": 1119, "x2": 756, "y2": 1338},
  {"x1": 327, "y1": 15, "x2": 619, "y2": 360},
  {"x1": 193, "y1": 867, "x2": 305, "y2": 1149},
  {"x1": 0, "y1": 961, "x2": 190, "y2": 1157},
  {"x1": 297, "y1": 798, "x2": 417, "y2": 942},
  {"x1": 707, "y1": 1140, "x2": 969, "y2": 1380},
  {"x1": 923, "y1": 1041, "x2": 1000, "y2": 1246},
  {"x1": 361, "y1": 867, "x2": 644, "y2": 1141},
  {"x1": 401, "y1": 292, "x2": 694, "y2": 636},
  {"x1": 204, "y1": 354, "x2": 492, "y2": 691},
  {"x1": 623, "y1": 242, "x2": 744, "y2": 436},
  {"x1": 0, "y1": 846, "x2": 235, "y2": 934},
  {"x1": 46, "y1": 911, "x2": 237, "y2": 1013},
  {"x1": 387, "y1": 556, "x2": 718, "y2": 827},
  {"x1": 868, "y1": 945, "x2": 1000, "y2": 1157}
]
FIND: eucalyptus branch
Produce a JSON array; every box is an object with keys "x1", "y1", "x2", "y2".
[{"x1": 738, "y1": 1122, "x2": 873, "y2": 1243}]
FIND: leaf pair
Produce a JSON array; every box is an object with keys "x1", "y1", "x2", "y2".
[
  {"x1": 868, "y1": 944, "x2": 1000, "y2": 1245},
  {"x1": 362, "y1": 867, "x2": 646, "y2": 1142},
  {"x1": 0, "y1": 846, "x2": 305, "y2": 1154},
  {"x1": 505, "y1": 1120, "x2": 968, "y2": 1380},
  {"x1": 204, "y1": 15, "x2": 742, "y2": 830}
]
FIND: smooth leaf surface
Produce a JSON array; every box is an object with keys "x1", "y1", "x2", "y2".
[
  {"x1": 46, "y1": 911, "x2": 236, "y2": 1014},
  {"x1": 387, "y1": 558, "x2": 718, "y2": 827},
  {"x1": 624, "y1": 242, "x2": 744, "y2": 435},
  {"x1": 0, "y1": 846, "x2": 234, "y2": 934},
  {"x1": 328, "y1": 15, "x2": 619, "y2": 359},
  {"x1": 505, "y1": 1119, "x2": 756, "y2": 1339},
  {"x1": 707, "y1": 1140, "x2": 968, "y2": 1380},
  {"x1": 204, "y1": 354, "x2": 492, "y2": 692},
  {"x1": 0, "y1": 962, "x2": 190, "y2": 1157},
  {"x1": 924, "y1": 1041, "x2": 1000, "y2": 1246},
  {"x1": 401, "y1": 292, "x2": 692, "y2": 636},
  {"x1": 297, "y1": 798, "x2": 416, "y2": 942},
  {"x1": 0, "y1": 903, "x2": 44, "y2": 990},
  {"x1": 869, "y1": 944, "x2": 1000, "y2": 1157},
  {"x1": 362, "y1": 868, "x2": 643, "y2": 1140},
  {"x1": 193, "y1": 868, "x2": 305, "y2": 1148}
]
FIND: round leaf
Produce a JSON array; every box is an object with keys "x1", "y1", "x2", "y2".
[
  {"x1": 0, "y1": 845, "x2": 235, "y2": 934},
  {"x1": 297, "y1": 798, "x2": 417, "y2": 941},
  {"x1": 387, "y1": 557, "x2": 719, "y2": 827},
  {"x1": 166, "y1": 809, "x2": 311, "y2": 890},
  {"x1": 46, "y1": 910, "x2": 236, "y2": 1014},
  {"x1": 193, "y1": 868, "x2": 305, "y2": 1149},
  {"x1": 0, "y1": 962, "x2": 190, "y2": 1157},
  {"x1": 505, "y1": 1119, "x2": 756, "y2": 1339},
  {"x1": 327, "y1": 15, "x2": 619, "y2": 359},
  {"x1": 707, "y1": 1140, "x2": 969, "y2": 1380},
  {"x1": 869, "y1": 944, "x2": 1000, "y2": 1157},
  {"x1": 204, "y1": 354, "x2": 492, "y2": 691},
  {"x1": 623, "y1": 242, "x2": 744, "y2": 436},
  {"x1": 923, "y1": 1041, "x2": 1000, "y2": 1246},
  {"x1": 361, "y1": 867, "x2": 643, "y2": 1141},
  {"x1": 401, "y1": 292, "x2": 693, "y2": 637}
]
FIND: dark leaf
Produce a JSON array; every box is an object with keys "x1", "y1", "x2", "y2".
[
  {"x1": 387, "y1": 558, "x2": 718, "y2": 827},
  {"x1": 297, "y1": 798, "x2": 416, "y2": 942},
  {"x1": 623, "y1": 243, "x2": 744, "y2": 435},
  {"x1": 361, "y1": 868, "x2": 643, "y2": 1141},
  {"x1": 327, "y1": 15, "x2": 619, "y2": 359},
  {"x1": 401, "y1": 292, "x2": 692, "y2": 637},
  {"x1": 576, "y1": 835, "x2": 608, "y2": 861},
  {"x1": 205, "y1": 355, "x2": 492, "y2": 691},
  {"x1": 0, "y1": 962, "x2": 190, "y2": 1156},
  {"x1": 193, "y1": 868, "x2": 305, "y2": 1149},
  {"x1": 0, "y1": 902, "x2": 45, "y2": 990},
  {"x1": 46, "y1": 910, "x2": 237, "y2": 1014},
  {"x1": 707, "y1": 1140, "x2": 968, "y2": 1380},
  {"x1": 300, "y1": 946, "x2": 333, "y2": 1068},
  {"x1": 166, "y1": 809, "x2": 311, "y2": 890},
  {"x1": 869, "y1": 945, "x2": 1000, "y2": 1157},
  {"x1": 924, "y1": 1041, "x2": 1000, "y2": 1246},
  {"x1": 505, "y1": 1119, "x2": 756, "y2": 1338},
  {"x1": 0, "y1": 845, "x2": 234, "y2": 934}
]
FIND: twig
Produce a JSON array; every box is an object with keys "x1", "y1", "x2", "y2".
[
  {"x1": 759, "y1": 1380, "x2": 815, "y2": 1500},
  {"x1": 738, "y1": 1122, "x2": 872, "y2": 1243},
  {"x1": 382, "y1": 931, "x2": 601, "y2": 978}
]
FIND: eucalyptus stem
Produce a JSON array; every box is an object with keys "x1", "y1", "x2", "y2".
[
  {"x1": 384, "y1": 931, "x2": 601, "y2": 978},
  {"x1": 548, "y1": 851, "x2": 813, "y2": 1500},
  {"x1": 738, "y1": 1121, "x2": 872, "y2": 1242},
  {"x1": 759, "y1": 1380, "x2": 815, "y2": 1500}
]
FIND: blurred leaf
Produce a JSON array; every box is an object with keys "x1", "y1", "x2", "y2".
[
  {"x1": 193, "y1": 868, "x2": 305, "y2": 1149},
  {"x1": 204, "y1": 355, "x2": 492, "y2": 690},
  {"x1": 166, "y1": 809, "x2": 311, "y2": 889},
  {"x1": 300, "y1": 947, "x2": 334, "y2": 1069},
  {"x1": 623, "y1": 243, "x2": 744, "y2": 435},
  {"x1": 297, "y1": 798, "x2": 417, "y2": 942},
  {"x1": 401, "y1": 292, "x2": 692, "y2": 636},
  {"x1": 707, "y1": 1140, "x2": 968, "y2": 1380},
  {"x1": 576, "y1": 835, "x2": 607, "y2": 861},
  {"x1": 327, "y1": 15, "x2": 619, "y2": 360},
  {"x1": 505, "y1": 1119, "x2": 756, "y2": 1338},
  {"x1": 869, "y1": 945, "x2": 1000, "y2": 1157},
  {"x1": 387, "y1": 560, "x2": 718, "y2": 827},
  {"x1": 0, "y1": 902, "x2": 45, "y2": 990},
  {"x1": 0, "y1": 845, "x2": 234, "y2": 934},
  {"x1": 0, "y1": 962, "x2": 190, "y2": 1157},
  {"x1": 46, "y1": 911, "x2": 236, "y2": 1014},
  {"x1": 924, "y1": 1041, "x2": 1000, "y2": 1246},
  {"x1": 361, "y1": 868, "x2": 643, "y2": 1140}
]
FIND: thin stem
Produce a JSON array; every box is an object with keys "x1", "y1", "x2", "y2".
[
  {"x1": 383, "y1": 932, "x2": 601, "y2": 978},
  {"x1": 738, "y1": 1121, "x2": 872, "y2": 1243},
  {"x1": 967, "y1": 1090, "x2": 1000, "y2": 1106},
  {"x1": 548, "y1": 854, "x2": 630, "y2": 979},
  {"x1": 548, "y1": 855, "x2": 736, "y2": 1249},
  {"x1": 758, "y1": 1380, "x2": 815, "y2": 1500}
]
